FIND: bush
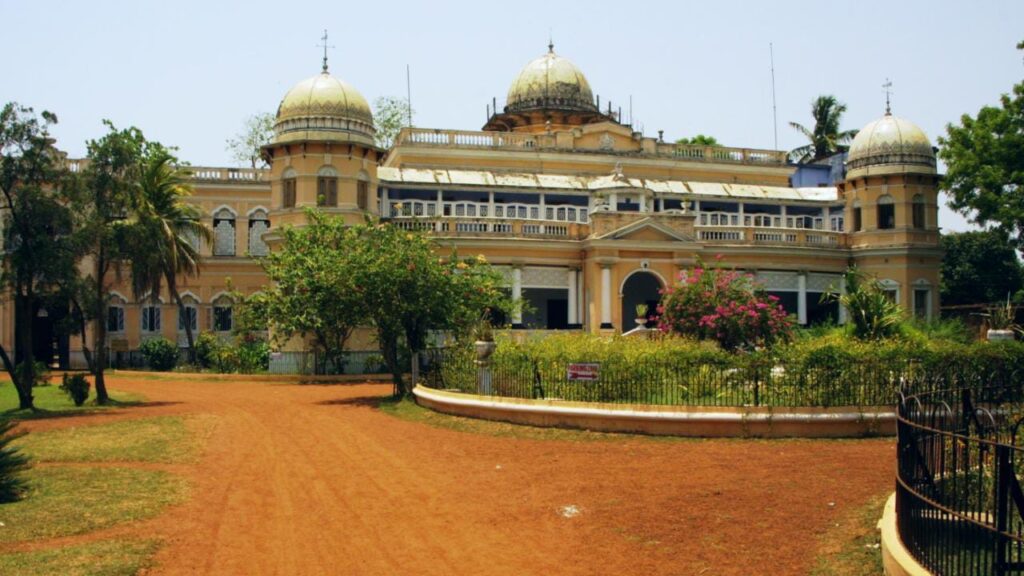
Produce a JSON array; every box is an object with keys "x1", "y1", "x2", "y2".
[
  {"x1": 0, "y1": 420, "x2": 30, "y2": 502},
  {"x1": 59, "y1": 373, "x2": 91, "y2": 406},
  {"x1": 16, "y1": 360, "x2": 50, "y2": 388},
  {"x1": 139, "y1": 338, "x2": 179, "y2": 371},
  {"x1": 194, "y1": 332, "x2": 223, "y2": 369},
  {"x1": 658, "y1": 260, "x2": 793, "y2": 351}
]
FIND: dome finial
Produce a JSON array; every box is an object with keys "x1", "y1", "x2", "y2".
[
  {"x1": 883, "y1": 78, "x2": 893, "y2": 115},
  {"x1": 548, "y1": 30, "x2": 554, "y2": 54},
  {"x1": 318, "y1": 29, "x2": 334, "y2": 73}
]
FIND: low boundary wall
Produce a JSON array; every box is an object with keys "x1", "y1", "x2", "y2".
[{"x1": 413, "y1": 385, "x2": 895, "y2": 438}]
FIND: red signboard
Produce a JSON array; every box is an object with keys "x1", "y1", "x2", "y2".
[{"x1": 567, "y1": 363, "x2": 600, "y2": 382}]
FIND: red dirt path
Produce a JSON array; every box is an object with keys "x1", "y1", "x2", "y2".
[{"x1": 17, "y1": 375, "x2": 894, "y2": 575}]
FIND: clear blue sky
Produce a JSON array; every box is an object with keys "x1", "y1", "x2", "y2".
[{"x1": 3, "y1": 0, "x2": 1022, "y2": 231}]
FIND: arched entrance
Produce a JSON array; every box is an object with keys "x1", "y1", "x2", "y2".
[{"x1": 621, "y1": 271, "x2": 663, "y2": 330}]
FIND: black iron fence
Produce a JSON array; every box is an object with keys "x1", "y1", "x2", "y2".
[
  {"x1": 422, "y1": 347, "x2": 1022, "y2": 408},
  {"x1": 897, "y1": 386, "x2": 1024, "y2": 575}
]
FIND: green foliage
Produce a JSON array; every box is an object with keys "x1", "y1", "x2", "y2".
[
  {"x1": 979, "y1": 296, "x2": 1021, "y2": 332},
  {"x1": 16, "y1": 361, "x2": 49, "y2": 388},
  {"x1": 826, "y1": 267, "x2": 903, "y2": 340},
  {"x1": 59, "y1": 373, "x2": 90, "y2": 407},
  {"x1": 941, "y1": 230, "x2": 1024, "y2": 306},
  {"x1": 675, "y1": 134, "x2": 720, "y2": 146},
  {"x1": 788, "y1": 95, "x2": 858, "y2": 163},
  {"x1": 194, "y1": 332, "x2": 221, "y2": 369},
  {"x1": 939, "y1": 43, "x2": 1024, "y2": 250},
  {"x1": 138, "y1": 338, "x2": 179, "y2": 372},
  {"x1": 0, "y1": 419, "x2": 30, "y2": 502},
  {"x1": 900, "y1": 317, "x2": 975, "y2": 345},
  {"x1": 225, "y1": 112, "x2": 274, "y2": 169},
  {"x1": 0, "y1": 102, "x2": 77, "y2": 409},
  {"x1": 658, "y1": 260, "x2": 793, "y2": 351},
  {"x1": 373, "y1": 96, "x2": 414, "y2": 149}
]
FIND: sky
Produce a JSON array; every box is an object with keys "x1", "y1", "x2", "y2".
[{"x1": 2, "y1": 0, "x2": 1022, "y2": 232}]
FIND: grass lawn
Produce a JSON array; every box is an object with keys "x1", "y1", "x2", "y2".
[
  {"x1": 0, "y1": 466, "x2": 186, "y2": 543},
  {"x1": 0, "y1": 382, "x2": 145, "y2": 423},
  {"x1": 13, "y1": 415, "x2": 214, "y2": 464},
  {"x1": 811, "y1": 494, "x2": 887, "y2": 576},
  {"x1": 0, "y1": 539, "x2": 158, "y2": 576}
]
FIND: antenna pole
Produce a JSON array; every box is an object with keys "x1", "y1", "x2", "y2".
[
  {"x1": 629, "y1": 95, "x2": 633, "y2": 128},
  {"x1": 406, "y1": 64, "x2": 413, "y2": 127},
  {"x1": 770, "y1": 42, "x2": 779, "y2": 151}
]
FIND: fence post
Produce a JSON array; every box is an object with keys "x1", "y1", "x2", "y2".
[{"x1": 995, "y1": 444, "x2": 1011, "y2": 576}]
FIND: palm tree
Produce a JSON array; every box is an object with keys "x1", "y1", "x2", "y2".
[
  {"x1": 127, "y1": 151, "x2": 212, "y2": 364},
  {"x1": 788, "y1": 95, "x2": 858, "y2": 164}
]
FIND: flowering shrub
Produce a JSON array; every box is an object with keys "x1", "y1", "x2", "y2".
[{"x1": 658, "y1": 261, "x2": 793, "y2": 351}]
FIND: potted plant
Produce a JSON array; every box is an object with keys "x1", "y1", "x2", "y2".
[
  {"x1": 474, "y1": 318, "x2": 496, "y2": 362},
  {"x1": 634, "y1": 304, "x2": 649, "y2": 329},
  {"x1": 982, "y1": 296, "x2": 1020, "y2": 342}
]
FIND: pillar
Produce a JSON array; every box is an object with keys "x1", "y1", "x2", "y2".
[
  {"x1": 600, "y1": 265, "x2": 613, "y2": 329},
  {"x1": 838, "y1": 276, "x2": 848, "y2": 324},
  {"x1": 380, "y1": 187, "x2": 389, "y2": 216},
  {"x1": 512, "y1": 266, "x2": 523, "y2": 328},
  {"x1": 797, "y1": 272, "x2": 808, "y2": 326},
  {"x1": 567, "y1": 268, "x2": 578, "y2": 327}
]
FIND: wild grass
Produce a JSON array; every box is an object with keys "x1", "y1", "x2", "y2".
[
  {"x1": 0, "y1": 538, "x2": 158, "y2": 576},
  {"x1": 811, "y1": 494, "x2": 887, "y2": 576},
  {"x1": 0, "y1": 466, "x2": 186, "y2": 543},
  {"x1": 0, "y1": 382, "x2": 145, "y2": 423},
  {"x1": 13, "y1": 415, "x2": 214, "y2": 464}
]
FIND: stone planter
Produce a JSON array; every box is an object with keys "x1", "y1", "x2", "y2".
[
  {"x1": 635, "y1": 317, "x2": 648, "y2": 329},
  {"x1": 475, "y1": 340, "x2": 497, "y2": 362},
  {"x1": 987, "y1": 329, "x2": 1016, "y2": 342}
]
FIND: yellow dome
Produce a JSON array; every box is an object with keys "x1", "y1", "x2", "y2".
[
  {"x1": 846, "y1": 113, "x2": 935, "y2": 178},
  {"x1": 273, "y1": 72, "x2": 375, "y2": 147},
  {"x1": 505, "y1": 45, "x2": 597, "y2": 113}
]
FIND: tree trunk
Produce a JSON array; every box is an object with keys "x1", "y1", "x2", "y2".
[
  {"x1": 93, "y1": 252, "x2": 109, "y2": 404},
  {"x1": 70, "y1": 297, "x2": 94, "y2": 372},
  {"x1": 13, "y1": 291, "x2": 35, "y2": 410},
  {"x1": 170, "y1": 281, "x2": 196, "y2": 366},
  {"x1": 0, "y1": 343, "x2": 30, "y2": 410}
]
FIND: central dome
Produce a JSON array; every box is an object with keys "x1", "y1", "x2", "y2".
[
  {"x1": 273, "y1": 72, "x2": 375, "y2": 147},
  {"x1": 846, "y1": 113, "x2": 935, "y2": 178},
  {"x1": 505, "y1": 45, "x2": 597, "y2": 113}
]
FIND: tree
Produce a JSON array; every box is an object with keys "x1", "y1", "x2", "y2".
[
  {"x1": 939, "y1": 42, "x2": 1024, "y2": 249},
  {"x1": 249, "y1": 210, "x2": 368, "y2": 374},
  {"x1": 125, "y1": 150, "x2": 212, "y2": 365},
  {"x1": 0, "y1": 420, "x2": 30, "y2": 502},
  {"x1": 349, "y1": 221, "x2": 510, "y2": 395},
  {"x1": 940, "y1": 230, "x2": 1024, "y2": 306},
  {"x1": 0, "y1": 103, "x2": 77, "y2": 410},
  {"x1": 373, "y1": 96, "x2": 414, "y2": 149},
  {"x1": 788, "y1": 95, "x2": 858, "y2": 163},
  {"x1": 72, "y1": 122, "x2": 150, "y2": 404},
  {"x1": 225, "y1": 113, "x2": 274, "y2": 169},
  {"x1": 675, "y1": 134, "x2": 720, "y2": 146}
]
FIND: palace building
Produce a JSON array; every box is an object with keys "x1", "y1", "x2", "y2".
[{"x1": 33, "y1": 44, "x2": 943, "y2": 371}]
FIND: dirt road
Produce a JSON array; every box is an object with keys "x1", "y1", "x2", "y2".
[{"x1": 19, "y1": 375, "x2": 894, "y2": 575}]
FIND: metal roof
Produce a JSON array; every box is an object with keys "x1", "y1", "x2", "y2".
[{"x1": 377, "y1": 167, "x2": 839, "y2": 203}]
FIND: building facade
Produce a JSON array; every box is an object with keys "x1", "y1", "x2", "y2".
[{"x1": 15, "y1": 45, "x2": 943, "y2": 369}]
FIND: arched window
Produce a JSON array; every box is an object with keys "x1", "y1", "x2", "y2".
[
  {"x1": 212, "y1": 295, "x2": 233, "y2": 332},
  {"x1": 178, "y1": 294, "x2": 199, "y2": 333},
  {"x1": 141, "y1": 297, "x2": 162, "y2": 333},
  {"x1": 357, "y1": 171, "x2": 370, "y2": 210},
  {"x1": 912, "y1": 194, "x2": 925, "y2": 229},
  {"x1": 852, "y1": 200, "x2": 862, "y2": 232},
  {"x1": 213, "y1": 208, "x2": 236, "y2": 256},
  {"x1": 107, "y1": 294, "x2": 126, "y2": 334},
  {"x1": 248, "y1": 208, "x2": 270, "y2": 257},
  {"x1": 879, "y1": 279, "x2": 900, "y2": 304},
  {"x1": 877, "y1": 194, "x2": 895, "y2": 230},
  {"x1": 282, "y1": 168, "x2": 297, "y2": 208},
  {"x1": 317, "y1": 167, "x2": 338, "y2": 207}
]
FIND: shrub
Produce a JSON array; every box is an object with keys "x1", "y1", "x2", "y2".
[
  {"x1": 658, "y1": 260, "x2": 793, "y2": 351},
  {"x1": 194, "y1": 332, "x2": 223, "y2": 369},
  {"x1": 16, "y1": 360, "x2": 50, "y2": 388},
  {"x1": 0, "y1": 420, "x2": 30, "y2": 502},
  {"x1": 234, "y1": 334, "x2": 270, "y2": 373},
  {"x1": 139, "y1": 338, "x2": 179, "y2": 371},
  {"x1": 59, "y1": 373, "x2": 91, "y2": 406},
  {"x1": 827, "y1": 268, "x2": 902, "y2": 340}
]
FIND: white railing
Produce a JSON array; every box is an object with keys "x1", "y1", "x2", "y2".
[
  {"x1": 698, "y1": 229, "x2": 745, "y2": 241},
  {"x1": 62, "y1": 159, "x2": 268, "y2": 183},
  {"x1": 386, "y1": 200, "x2": 588, "y2": 224}
]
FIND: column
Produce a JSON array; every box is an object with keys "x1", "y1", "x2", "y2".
[
  {"x1": 488, "y1": 191, "x2": 495, "y2": 219},
  {"x1": 838, "y1": 276, "x2": 848, "y2": 324},
  {"x1": 797, "y1": 272, "x2": 808, "y2": 325},
  {"x1": 512, "y1": 266, "x2": 523, "y2": 328},
  {"x1": 609, "y1": 192, "x2": 618, "y2": 210},
  {"x1": 600, "y1": 265, "x2": 613, "y2": 329},
  {"x1": 380, "y1": 188, "x2": 389, "y2": 216},
  {"x1": 638, "y1": 193, "x2": 647, "y2": 212},
  {"x1": 567, "y1": 268, "x2": 578, "y2": 327}
]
